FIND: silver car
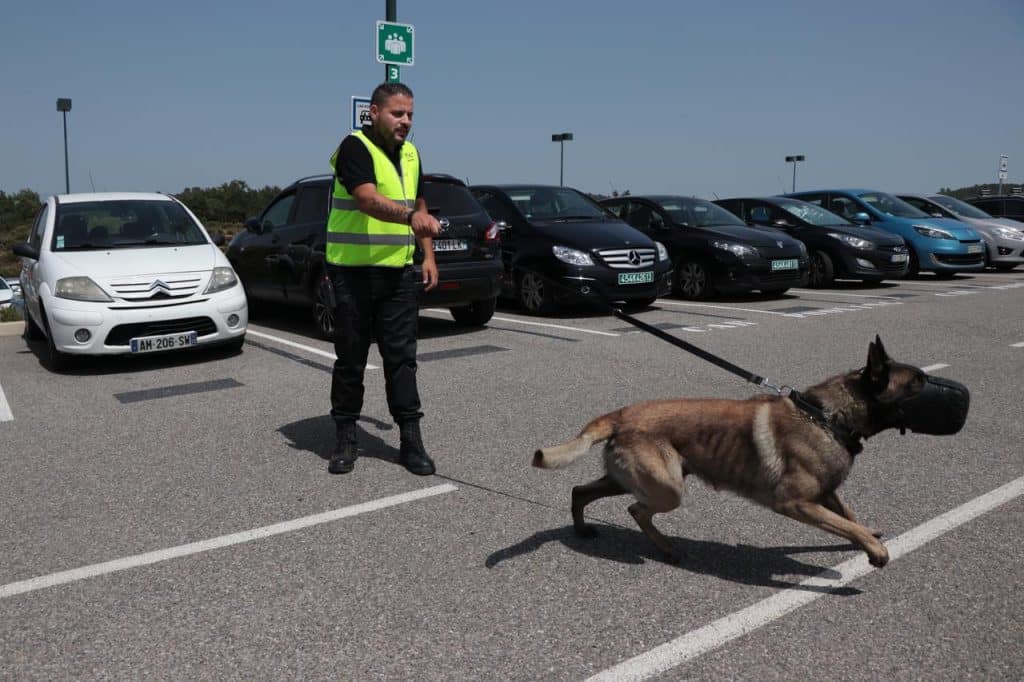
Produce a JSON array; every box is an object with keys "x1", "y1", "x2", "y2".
[{"x1": 898, "y1": 193, "x2": 1024, "y2": 271}]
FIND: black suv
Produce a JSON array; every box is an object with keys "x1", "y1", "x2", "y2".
[
  {"x1": 600, "y1": 195, "x2": 808, "y2": 299},
  {"x1": 965, "y1": 194, "x2": 1024, "y2": 222},
  {"x1": 227, "y1": 174, "x2": 503, "y2": 337},
  {"x1": 715, "y1": 196, "x2": 909, "y2": 286}
]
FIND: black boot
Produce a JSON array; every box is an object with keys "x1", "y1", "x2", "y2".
[
  {"x1": 399, "y1": 421, "x2": 435, "y2": 476},
  {"x1": 328, "y1": 422, "x2": 358, "y2": 474}
]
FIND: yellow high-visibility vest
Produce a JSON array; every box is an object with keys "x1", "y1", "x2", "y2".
[{"x1": 326, "y1": 131, "x2": 419, "y2": 267}]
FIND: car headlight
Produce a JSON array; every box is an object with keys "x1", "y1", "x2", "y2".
[
  {"x1": 552, "y1": 245, "x2": 594, "y2": 266},
  {"x1": 712, "y1": 241, "x2": 759, "y2": 258},
  {"x1": 828, "y1": 232, "x2": 875, "y2": 250},
  {"x1": 912, "y1": 224, "x2": 955, "y2": 240},
  {"x1": 990, "y1": 225, "x2": 1024, "y2": 241},
  {"x1": 55, "y1": 276, "x2": 113, "y2": 302},
  {"x1": 654, "y1": 241, "x2": 669, "y2": 262},
  {"x1": 204, "y1": 266, "x2": 239, "y2": 294}
]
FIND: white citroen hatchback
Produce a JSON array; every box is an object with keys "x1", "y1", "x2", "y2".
[{"x1": 13, "y1": 192, "x2": 247, "y2": 371}]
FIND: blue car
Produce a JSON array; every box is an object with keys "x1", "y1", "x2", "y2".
[{"x1": 784, "y1": 189, "x2": 985, "y2": 276}]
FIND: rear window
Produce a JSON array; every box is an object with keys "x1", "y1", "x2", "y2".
[
  {"x1": 422, "y1": 182, "x2": 484, "y2": 217},
  {"x1": 52, "y1": 200, "x2": 208, "y2": 251}
]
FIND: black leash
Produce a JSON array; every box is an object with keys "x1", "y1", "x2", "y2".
[{"x1": 532, "y1": 271, "x2": 862, "y2": 453}]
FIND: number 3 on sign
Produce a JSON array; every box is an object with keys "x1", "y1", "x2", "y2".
[{"x1": 387, "y1": 65, "x2": 400, "y2": 83}]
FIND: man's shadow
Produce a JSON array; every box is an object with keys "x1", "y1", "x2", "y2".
[
  {"x1": 278, "y1": 414, "x2": 401, "y2": 465},
  {"x1": 486, "y1": 523, "x2": 862, "y2": 595}
]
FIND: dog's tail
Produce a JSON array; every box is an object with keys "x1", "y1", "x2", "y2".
[{"x1": 532, "y1": 413, "x2": 617, "y2": 469}]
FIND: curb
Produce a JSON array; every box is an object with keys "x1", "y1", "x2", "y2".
[{"x1": 0, "y1": 321, "x2": 23, "y2": 337}]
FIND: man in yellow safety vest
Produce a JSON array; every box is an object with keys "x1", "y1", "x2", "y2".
[{"x1": 325, "y1": 82, "x2": 441, "y2": 476}]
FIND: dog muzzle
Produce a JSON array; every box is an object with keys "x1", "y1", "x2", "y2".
[{"x1": 896, "y1": 376, "x2": 970, "y2": 435}]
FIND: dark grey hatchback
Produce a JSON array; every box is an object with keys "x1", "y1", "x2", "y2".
[{"x1": 227, "y1": 173, "x2": 503, "y2": 337}]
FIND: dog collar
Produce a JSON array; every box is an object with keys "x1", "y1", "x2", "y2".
[{"x1": 788, "y1": 390, "x2": 864, "y2": 455}]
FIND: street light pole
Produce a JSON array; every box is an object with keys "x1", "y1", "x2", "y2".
[
  {"x1": 551, "y1": 132, "x2": 573, "y2": 186},
  {"x1": 785, "y1": 154, "x2": 805, "y2": 192},
  {"x1": 57, "y1": 98, "x2": 72, "y2": 194}
]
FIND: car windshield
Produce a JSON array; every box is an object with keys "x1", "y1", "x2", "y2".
[
  {"x1": 423, "y1": 183, "x2": 484, "y2": 217},
  {"x1": 505, "y1": 187, "x2": 607, "y2": 221},
  {"x1": 51, "y1": 199, "x2": 208, "y2": 251},
  {"x1": 775, "y1": 198, "x2": 850, "y2": 226},
  {"x1": 928, "y1": 195, "x2": 992, "y2": 219},
  {"x1": 656, "y1": 198, "x2": 746, "y2": 227},
  {"x1": 856, "y1": 192, "x2": 929, "y2": 218}
]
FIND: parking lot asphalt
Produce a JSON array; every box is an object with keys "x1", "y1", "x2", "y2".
[{"x1": 1, "y1": 270, "x2": 1022, "y2": 679}]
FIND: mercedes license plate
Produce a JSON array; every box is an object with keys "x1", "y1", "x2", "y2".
[
  {"x1": 891, "y1": 253, "x2": 909, "y2": 263},
  {"x1": 967, "y1": 244, "x2": 982, "y2": 254},
  {"x1": 771, "y1": 258, "x2": 799, "y2": 271},
  {"x1": 618, "y1": 271, "x2": 654, "y2": 285},
  {"x1": 434, "y1": 239, "x2": 468, "y2": 252},
  {"x1": 130, "y1": 331, "x2": 198, "y2": 354}
]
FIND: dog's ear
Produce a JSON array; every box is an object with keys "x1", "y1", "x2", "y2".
[{"x1": 865, "y1": 335, "x2": 892, "y2": 393}]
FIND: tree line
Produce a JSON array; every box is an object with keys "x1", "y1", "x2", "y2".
[{"x1": 1, "y1": 180, "x2": 282, "y2": 231}]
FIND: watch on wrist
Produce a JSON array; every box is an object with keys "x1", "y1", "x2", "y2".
[{"x1": 405, "y1": 209, "x2": 415, "y2": 225}]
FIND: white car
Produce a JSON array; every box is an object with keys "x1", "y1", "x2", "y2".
[
  {"x1": 0, "y1": 277, "x2": 14, "y2": 308},
  {"x1": 13, "y1": 192, "x2": 247, "y2": 371}
]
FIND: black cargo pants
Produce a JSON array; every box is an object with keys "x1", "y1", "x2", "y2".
[{"x1": 328, "y1": 264, "x2": 423, "y2": 426}]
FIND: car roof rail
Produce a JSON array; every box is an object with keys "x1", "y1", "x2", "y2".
[
  {"x1": 295, "y1": 173, "x2": 333, "y2": 184},
  {"x1": 423, "y1": 173, "x2": 467, "y2": 186}
]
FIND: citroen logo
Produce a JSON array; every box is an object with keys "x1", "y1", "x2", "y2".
[
  {"x1": 147, "y1": 280, "x2": 172, "y2": 298},
  {"x1": 628, "y1": 250, "x2": 642, "y2": 266}
]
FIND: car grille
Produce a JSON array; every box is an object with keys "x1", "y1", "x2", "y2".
[
  {"x1": 105, "y1": 317, "x2": 217, "y2": 346},
  {"x1": 106, "y1": 273, "x2": 205, "y2": 300},
  {"x1": 878, "y1": 244, "x2": 908, "y2": 254},
  {"x1": 934, "y1": 253, "x2": 985, "y2": 266},
  {"x1": 595, "y1": 247, "x2": 656, "y2": 269}
]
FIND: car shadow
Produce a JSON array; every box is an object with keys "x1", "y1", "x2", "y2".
[
  {"x1": 485, "y1": 523, "x2": 861, "y2": 594},
  {"x1": 20, "y1": 336, "x2": 243, "y2": 376},
  {"x1": 278, "y1": 413, "x2": 404, "y2": 465}
]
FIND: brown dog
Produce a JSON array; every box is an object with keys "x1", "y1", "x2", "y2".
[{"x1": 533, "y1": 337, "x2": 969, "y2": 567}]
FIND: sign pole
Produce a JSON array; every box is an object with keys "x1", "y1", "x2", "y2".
[{"x1": 385, "y1": 0, "x2": 396, "y2": 81}]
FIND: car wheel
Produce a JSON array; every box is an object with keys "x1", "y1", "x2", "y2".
[
  {"x1": 311, "y1": 275, "x2": 335, "y2": 340},
  {"x1": 450, "y1": 297, "x2": 497, "y2": 327},
  {"x1": 808, "y1": 250, "x2": 835, "y2": 288},
  {"x1": 40, "y1": 308, "x2": 71, "y2": 372},
  {"x1": 24, "y1": 310, "x2": 45, "y2": 341},
  {"x1": 518, "y1": 272, "x2": 555, "y2": 314},
  {"x1": 674, "y1": 259, "x2": 711, "y2": 300}
]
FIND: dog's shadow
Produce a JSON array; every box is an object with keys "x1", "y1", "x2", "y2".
[
  {"x1": 278, "y1": 414, "x2": 402, "y2": 465},
  {"x1": 486, "y1": 524, "x2": 862, "y2": 595}
]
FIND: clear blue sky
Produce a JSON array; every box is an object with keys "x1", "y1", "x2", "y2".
[{"x1": 3, "y1": 0, "x2": 1022, "y2": 201}]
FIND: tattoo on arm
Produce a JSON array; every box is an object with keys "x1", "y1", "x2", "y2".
[{"x1": 367, "y1": 197, "x2": 411, "y2": 224}]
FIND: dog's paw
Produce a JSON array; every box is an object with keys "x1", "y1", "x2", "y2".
[
  {"x1": 868, "y1": 547, "x2": 890, "y2": 568},
  {"x1": 574, "y1": 524, "x2": 599, "y2": 539}
]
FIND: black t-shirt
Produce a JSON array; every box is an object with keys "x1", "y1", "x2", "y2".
[{"x1": 334, "y1": 126, "x2": 422, "y2": 199}]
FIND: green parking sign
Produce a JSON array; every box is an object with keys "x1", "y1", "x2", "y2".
[{"x1": 377, "y1": 21, "x2": 414, "y2": 66}]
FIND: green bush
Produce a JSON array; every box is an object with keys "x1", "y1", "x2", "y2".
[{"x1": 1, "y1": 305, "x2": 23, "y2": 322}]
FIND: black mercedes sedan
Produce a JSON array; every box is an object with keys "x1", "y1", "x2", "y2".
[
  {"x1": 714, "y1": 196, "x2": 909, "y2": 287},
  {"x1": 469, "y1": 184, "x2": 673, "y2": 313},
  {"x1": 600, "y1": 195, "x2": 808, "y2": 299}
]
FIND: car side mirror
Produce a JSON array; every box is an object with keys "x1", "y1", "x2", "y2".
[
  {"x1": 772, "y1": 218, "x2": 793, "y2": 228},
  {"x1": 12, "y1": 242, "x2": 40, "y2": 260},
  {"x1": 852, "y1": 212, "x2": 871, "y2": 225},
  {"x1": 244, "y1": 217, "x2": 262, "y2": 234}
]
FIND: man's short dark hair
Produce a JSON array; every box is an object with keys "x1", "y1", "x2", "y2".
[{"x1": 371, "y1": 83, "x2": 414, "y2": 106}]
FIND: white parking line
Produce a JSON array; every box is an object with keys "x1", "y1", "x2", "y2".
[
  {"x1": 587, "y1": 475, "x2": 1024, "y2": 682},
  {"x1": 0, "y1": 383, "x2": 12, "y2": 422},
  {"x1": 921, "y1": 364, "x2": 949, "y2": 373},
  {"x1": 0, "y1": 484, "x2": 456, "y2": 600},
  {"x1": 1011, "y1": 342, "x2": 1024, "y2": 348},
  {"x1": 789, "y1": 289, "x2": 901, "y2": 300},
  {"x1": 655, "y1": 300, "x2": 799, "y2": 317},
  {"x1": 423, "y1": 309, "x2": 620, "y2": 337},
  {"x1": 246, "y1": 329, "x2": 379, "y2": 370}
]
